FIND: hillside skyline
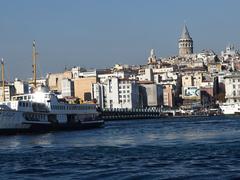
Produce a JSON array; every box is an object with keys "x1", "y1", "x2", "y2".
[{"x1": 0, "y1": 0, "x2": 239, "y2": 79}]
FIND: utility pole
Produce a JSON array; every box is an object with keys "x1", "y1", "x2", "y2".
[
  {"x1": 32, "y1": 40, "x2": 37, "y2": 88},
  {"x1": 1, "y1": 58, "x2": 5, "y2": 101}
]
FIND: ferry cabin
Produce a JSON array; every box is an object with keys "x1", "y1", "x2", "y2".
[{"x1": 0, "y1": 90, "x2": 98, "y2": 124}]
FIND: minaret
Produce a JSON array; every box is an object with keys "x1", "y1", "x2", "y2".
[
  {"x1": 148, "y1": 49, "x2": 157, "y2": 64},
  {"x1": 178, "y1": 24, "x2": 193, "y2": 57}
]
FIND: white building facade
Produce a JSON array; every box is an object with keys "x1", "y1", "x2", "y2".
[
  {"x1": 103, "y1": 77, "x2": 139, "y2": 109},
  {"x1": 224, "y1": 72, "x2": 240, "y2": 103},
  {"x1": 61, "y1": 78, "x2": 74, "y2": 97}
]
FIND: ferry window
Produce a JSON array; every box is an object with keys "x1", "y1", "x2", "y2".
[{"x1": 17, "y1": 97, "x2": 22, "y2": 100}]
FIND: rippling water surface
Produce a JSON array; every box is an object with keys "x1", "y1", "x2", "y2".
[{"x1": 1, "y1": 116, "x2": 240, "y2": 179}]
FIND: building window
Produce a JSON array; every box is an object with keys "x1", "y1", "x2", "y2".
[
  {"x1": 238, "y1": 91, "x2": 240, "y2": 96},
  {"x1": 233, "y1": 79, "x2": 235, "y2": 83},
  {"x1": 233, "y1": 85, "x2": 236, "y2": 89},
  {"x1": 233, "y1": 91, "x2": 236, "y2": 96}
]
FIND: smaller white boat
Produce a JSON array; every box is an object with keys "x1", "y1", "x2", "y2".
[{"x1": 219, "y1": 103, "x2": 240, "y2": 115}]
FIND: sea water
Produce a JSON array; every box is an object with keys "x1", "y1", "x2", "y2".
[{"x1": 0, "y1": 116, "x2": 240, "y2": 179}]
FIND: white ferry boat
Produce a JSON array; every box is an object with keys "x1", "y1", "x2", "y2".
[
  {"x1": 219, "y1": 103, "x2": 240, "y2": 115},
  {"x1": 0, "y1": 41, "x2": 103, "y2": 134},
  {"x1": 0, "y1": 86, "x2": 104, "y2": 134}
]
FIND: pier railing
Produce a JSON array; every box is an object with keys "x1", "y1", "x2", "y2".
[{"x1": 99, "y1": 107, "x2": 217, "y2": 120}]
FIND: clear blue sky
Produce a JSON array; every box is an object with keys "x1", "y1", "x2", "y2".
[{"x1": 0, "y1": 0, "x2": 239, "y2": 80}]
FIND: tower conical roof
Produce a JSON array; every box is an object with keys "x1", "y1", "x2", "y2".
[{"x1": 181, "y1": 24, "x2": 191, "y2": 39}]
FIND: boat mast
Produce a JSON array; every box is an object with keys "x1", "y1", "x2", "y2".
[
  {"x1": 1, "y1": 58, "x2": 5, "y2": 101},
  {"x1": 32, "y1": 40, "x2": 37, "y2": 88}
]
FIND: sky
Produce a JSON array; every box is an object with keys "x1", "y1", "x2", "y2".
[{"x1": 0, "y1": 0, "x2": 239, "y2": 80}]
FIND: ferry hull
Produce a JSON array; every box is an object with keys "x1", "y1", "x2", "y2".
[
  {"x1": 0, "y1": 110, "x2": 104, "y2": 135},
  {"x1": 0, "y1": 121, "x2": 104, "y2": 135}
]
